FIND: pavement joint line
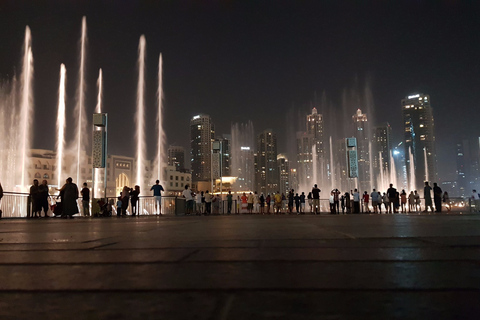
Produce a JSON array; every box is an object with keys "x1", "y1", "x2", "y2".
[
  {"x1": 0, "y1": 288, "x2": 479, "y2": 293},
  {"x1": 90, "y1": 242, "x2": 118, "y2": 249},
  {"x1": 176, "y1": 248, "x2": 201, "y2": 262},
  {"x1": 213, "y1": 294, "x2": 235, "y2": 320},
  {"x1": 0, "y1": 259, "x2": 479, "y2": 265},
  {"x1": 2, "y1": 245, "x2": 478, "y2": 251},
  {"x1": 310, "y1": 224, "x2": 357, "y2": 239},
  {"x1": 81, "y1": 237, "x2": 114, "y2": 244}
]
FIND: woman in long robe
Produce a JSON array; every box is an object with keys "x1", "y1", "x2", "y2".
[{"x1": 60, "y1": 177, "x2": 79, "y2": 218}]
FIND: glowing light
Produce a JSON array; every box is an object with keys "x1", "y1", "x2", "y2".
[
  {"x1": 193, "y1": 115, "x2": 200, "y2": 120},
  {"x1": 240, "y1": 146, "x2": 250, "y2": 150},
  {"x1": 393, "y1": 150, "x2": 400, "y2": 155},
  {"x1": 408, "y1": 94, "x2": 420, "y2": 99}
]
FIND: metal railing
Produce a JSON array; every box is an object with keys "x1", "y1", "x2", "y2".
[{"x1": 0, "y1": 193, "x2": 477, "y2": 218}]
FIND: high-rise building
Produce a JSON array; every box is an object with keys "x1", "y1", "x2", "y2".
[
  {"x1": 255, "y1": 129, "x2": 278, "y2": 195},
  {"x1": 167, "y1": 146, "x2": 185, "y2": 172},
  {"x1": 352, "y1": 109, "x2": 370, "y2": 191},
  {"x1": 373, "y1": 123, "x2": 392, "y2": 174},
  {"x1": 306, "y1": 107, "x2": 324, "y2": 156},
  {"x1": 456, "y1": 141, "x2": 467, "y2": 197},
  {"x1": 212, "y1": 137, "x2": 231, "y2": 179},
  {"x1": 277, "y1": 154, "x2": 290, "y2": 195},
  {"x1": 190, "y1": 114, "x2": 215, "y2": 185},
  {"x1": 230, "y1": 121, "x2": 255, "y2": 192},
  {"x1": 455, "y1": 138, "x2": 480, "y2": 197},
  {"x1": 402, "y1": 93, "x2": 437, "y2": 190},
  {"x1": 296, "y1": 131, "x2": 314, "y2": 189}
]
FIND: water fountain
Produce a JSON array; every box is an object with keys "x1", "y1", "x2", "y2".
[
  {"x1": 135, "y1": 35, "x2": 146, "y2": 188},
  {"x1": 75, "y1": 16, "x2": 87, "y2": 184},
  {"x1": 56, "y1": 64, "x2": 67, "y2": 188},
  {"x1": 389, "y1": 150, "x2": 398, "y2": 189},
  {"x1": 230, "y1": 121, "x2": 255, "y2": 192},
  {"x1": 19, "y1": 26, "x2": 34, "y2": 190},
  {"x1": 156, "y1": 53, "x2": 166, "y2": 183},
  {"x1": 0, "y1": 26, "x2": 34, "y2": 192},
  {"x1": 424, "y1": 147, "x2": 429, "y2": 183},
  {"x1": 408, "y1": 147, "x2": 416, "y2": 191}
]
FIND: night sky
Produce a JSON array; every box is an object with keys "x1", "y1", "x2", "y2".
[{"x1": 1, "y1": 0, "x2": 480, "y2": 182}]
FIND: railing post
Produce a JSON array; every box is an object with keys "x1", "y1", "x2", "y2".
[{"x1": 27, "y1": 195, "x2": 31, "y2": 218}]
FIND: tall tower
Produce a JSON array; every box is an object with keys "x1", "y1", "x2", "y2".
[
  {"x1": 306, "y1": 107, "x2": 324, "y2": 156},
  {"x1": 296, "y1": 131, "x2": 314, "y2": 189},
  {"x1": 231, "y1": 121, "x2": 255, "y2": 192},
  {"x1": 255, "y1": 129, "x2": 278, "y2": 195},
  {"x1": 190, "y1": 114, "x2": 215, "y2": 184},
  {"x1": 277, "y1": 154, "x2": 290, "y2": 195},
  {"x1": 212, "y1": 136, "x2": 231, "y2": 180},
  {"x1": 402, "y1": 93, "x2": 436, "y2": 190},
  {"x1": 373, "y1": 123, "x2": 392, "y2": 187},
  {"x1": 352, "y1": 109, "x2": 370, "y2": 191},
  {"x1": 167, "y1": 146, "x2": 185, "y2": 172}
]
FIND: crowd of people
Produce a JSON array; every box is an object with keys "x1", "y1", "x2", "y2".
[
  {"x1": 13, "y1": 177, "x2": 480, "y2": 218},
  {"x1": 181, "y1": 181, "x2": 462, "y2": 215}
]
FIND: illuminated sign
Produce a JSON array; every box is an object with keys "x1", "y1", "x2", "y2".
[
  {"x1": 347, "y1": 150, "x2": 358, "y2": 178},
  {"x1": 346, "y1": 138, "x2": 356, "y2": 148},
  {"x1": 240, "y1": 147, "x2": 250, "y2": 150},
  {"x1": 193, "y1": 115, "x2": 200, "y2": 120},
  {"x1": 408, "y1": 94, "x2": 420, "y2": 99}
]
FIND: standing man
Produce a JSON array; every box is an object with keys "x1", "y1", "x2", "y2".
[
  {"x1": 29, "y1": 179, "x2": 41, "y2": 218},
  {"x1": 226, "y1": 191, "x2": 233, "y2": 214},
  {"x1": 371, "y1": 189, "x2": 379, "y2": 214},
  {"x1": 150, "y1": 180, "x2": 164, "y2": 215},
  {"x1": 353, "y1": 189, "x2": 360, "y2": 213},
  {"x1": 387, "y1": 184, "x2": 397, "y2": 214},
  {"x1": 433, "y1": 183, "x2": 442, "y2": 213},
  {"x1": 247, "y1": 192, "x2": 255, "y2": 214},
  {"x1": 424, "y1": 182, "x2": 434, "y2": 212},
  {"x1": 300, "y1": 192, "x2": 306, "y2": 214},
  {"x1": 130, "y1": 185, "x2": 140, "y2": 216},
  {"x1": 312, "y1": 184, "x2": 321, "y2": 214},
  {"x1": 81, "y1": 182, "x2": 90, "y2": 217},
  {"x1": 333, "y1": 189, "x2": 340, "y2": 214},
  {"x1": 195, "y1": 190, "x2": 203, "y2": 215},
  {"x1": 182, "y1": 185, "x2": 193, "y2": 215},
  {"x1": 38, "y1": 180, "x2": 50, "y2": 218},
  {"x1": 254, "y1": 191, "x2": 260, "y2": 214}
]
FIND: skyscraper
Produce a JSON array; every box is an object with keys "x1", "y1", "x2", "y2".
[
  {"x1": 255, "y1": 129, "x2": 278, "y2": 195},
  {"x1": 212, "y1": 136, "x2": 230, "y2": 179},
  {"x1": 373, "y1": 123, "x2": 392, "y2": 189},
  {"x1": 306, "y1": 107, "x2": 324, "y2": 156},
  {"x1": 402, "y1": 93, "x2": 437, "y2": 190},
  {"x1": 352, "y1": 109, "x2": 370, "y2": 191},
  {"x1": 190, "y1": 114, "x2": 215, "y2": 185},
  {"x1": 373, "y1": 123, "x2": 392, "y2": 173},
  {"x1": 455, "y1": 138, "x2": 480, "y2": 197},
  {"x1": 277, "y1": 154, "x2": 290, "y2": 195},
  {"x1": 167, "y1": 146, "x2": 185, "y2": 172},
  {"x1": 456, "y1": 141, "x2": 467, "y2": 197},
  {"x1": 231, "y1": 121, "x2": 255, "y2": 192},
  {"x1": 296, "y1": 131, "x2": 314, "y2": 189}
]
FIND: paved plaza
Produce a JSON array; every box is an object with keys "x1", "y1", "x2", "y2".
[{"x1": 0, "y1": 213, "x2": 479, "y2": 319}]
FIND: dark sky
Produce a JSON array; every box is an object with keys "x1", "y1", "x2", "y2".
[{"x1": 1, "y1": 0, "x2": 480, "y2": 181}]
